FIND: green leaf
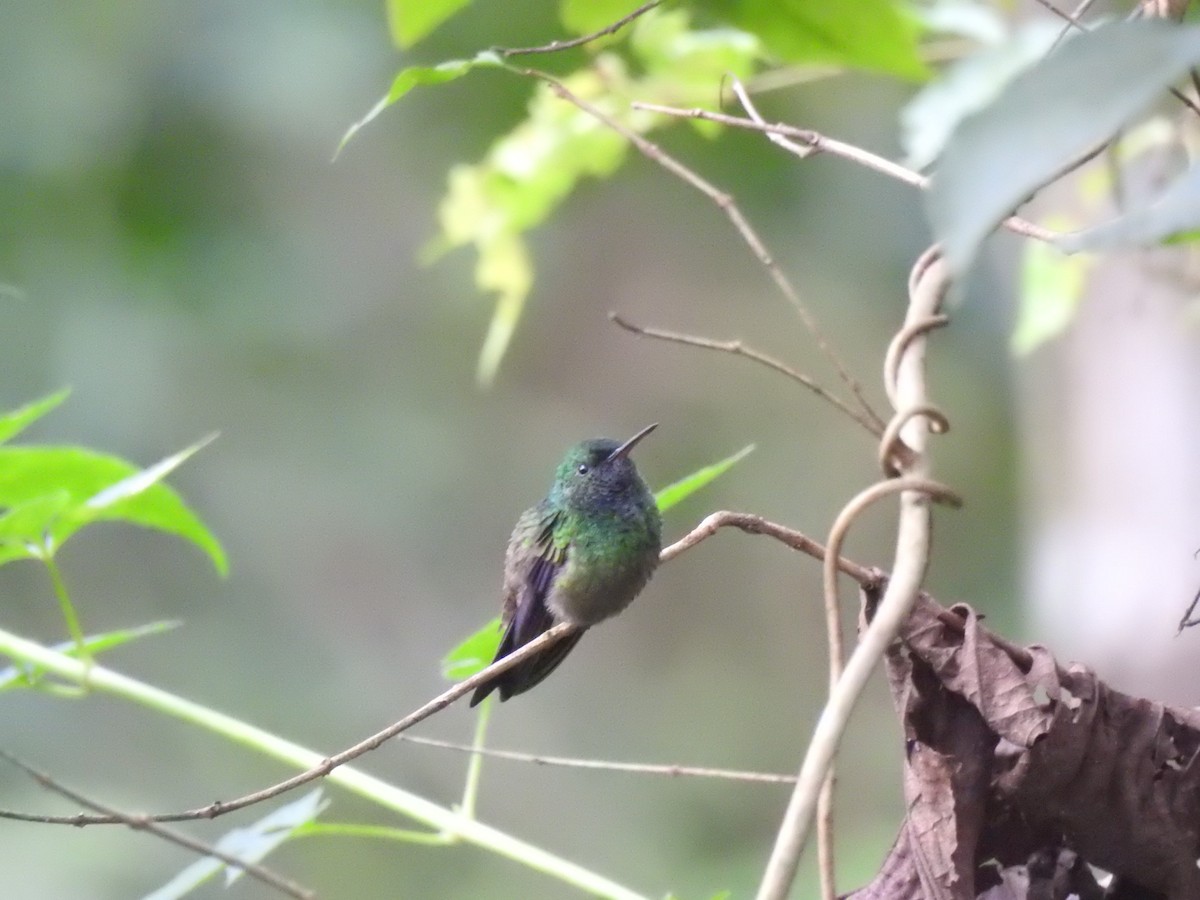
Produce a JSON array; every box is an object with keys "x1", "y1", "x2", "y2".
[
  {"x1": 0, "y1": 439, "x2": 227, "y2": 574},
  {"x1": 1012, "y1": 221, "x2": 1092, "y2": 355},
  {"x1": 443, "y1": 617, "x2": 503, "y2": 681},
  {"x1": 146, "y1": 789, "x2": 328, "y2": 899},
  {"x1": 928, "y1": 21, "x2": 1200, "y2": 276},
  {"x1": 387, "y1": 0, "x2": 474, "y2": 48},
  {"x1": 654, "y1": 444, "x2": 755, "y2": 513},
  {"x1": 0, "y1": 389, "x2": 71, "y2": 446},
  {"x1": 697, "y1": 0, "x2": 928, "y2": 80},
  {"x1": 0, "y1": 620, "x2": 180, "y2": 690},
  {"x1": 0, "y1": 492, "x2": 73, "y2": 567},
  {"x1": 430, "y1": 66, "x2": 628, "y2": 383},
  {"x1": 335, "y1": 52, "x2": 501, "y2": 158}
]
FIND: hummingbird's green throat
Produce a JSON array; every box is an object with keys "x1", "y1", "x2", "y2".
[{"x1": 470, "y1": 424, "x2": 662, "y2": 705}]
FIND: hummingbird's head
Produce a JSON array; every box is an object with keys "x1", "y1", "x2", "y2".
[{"x1": 551, "y1": 423, "x2": 657, "y2": 511}]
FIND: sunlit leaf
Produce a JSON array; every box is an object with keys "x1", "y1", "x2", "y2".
[
  {"x1": 0, "y1": 389, "x2": 71, "y2": 446},
  {"x1": 0, "y1": 443, "x2": 227, "y2": 574},
  {"x1": 0, "y1": 492, "x2": 72, "y2": 567},
  {"x1": 145, "y1": 790, "x2": 327, "y2": 899},
  {"x1": 387, "y1": 0, "x2": 473, "y2": 48},
  {"x1": 654, "y1": 444, "x2": 755, "y2": 513},
  {"x1": 336, "y1": 53, "x2": 501, "y2": 158},
  {"x1": 443, "y1": 617, "x2": 502, "y2": 681},
  {"x1": 928, "y1": 21, "x2": 1200, "y2": 276},
  {"x1": 697, "y1": 0, "x2": 928, "y2": 80},
  {"x1": 0, "y1": 620, "x2": 180, "y2": 690}
]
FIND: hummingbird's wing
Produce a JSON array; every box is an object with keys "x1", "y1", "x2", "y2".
[{"x1": 469, "y1": 507, "x2": 583, "y2": 706}]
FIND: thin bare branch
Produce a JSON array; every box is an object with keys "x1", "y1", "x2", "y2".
[
  {"x1": 0, "y1": 748, "x2": 313, "y2": 899},
  {"x1": 497, "y1": 1, "x2": 660, "y2": 57},
  {"x1": 610, "y1": 312, "x2": 881, "y2": 436},
  {"x1": 659, "y1": 510, "x2": 879, "y2": 587},
  {"x1": 631, "y1": 102, "x2": 1062, "y2": 244},
  {"x1": 400, "y1": 735, "x2": 797, "y2": 784}
]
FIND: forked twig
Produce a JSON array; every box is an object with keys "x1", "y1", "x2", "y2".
[
  {"x1": 631, "y1": 101, "x2": 1061, "y2": 244},
  {"x1": 610, "y1": 313, "x2": 881, "y2": 436}
]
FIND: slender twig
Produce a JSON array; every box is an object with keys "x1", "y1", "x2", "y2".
[
  {"x1": 0, "y1": 748, "x2": 313, "y2": 899},
  {"x1": 659, "y1": 510, "x2": 878, "y2": 586},
  {"x1": 497, "y1": 0, "x2": 660, "y2": 57},
  {"x1": 757, "y1": 246, "x2": 951, "y2": 900},
  {"x1": 503, "y1": 64, "x2": 886, "y2": 433},
  {"x1": 400, "y1": 735, "x2": 797, "y2": 784},
  {"x1": 729, "y1": 77, "x2": 812, "y2": 158},
  {"x1": 631, "y1": 102, "x2": 1062, "y2": 244},
  {"x1": 634, "y1": 100, "x2": 925, "y2": 187},
  {"x1": 610, "y1": 313, "x2": 881, "y2": 437}
]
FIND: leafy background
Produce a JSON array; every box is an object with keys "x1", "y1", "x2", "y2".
[{"x1": 0, "y1": 1, "x2": 1022, "y2": 897}]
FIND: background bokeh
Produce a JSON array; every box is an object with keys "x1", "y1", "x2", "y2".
[{"x1": 1, "y1": 3, "x2": 1023, "y2": 897}]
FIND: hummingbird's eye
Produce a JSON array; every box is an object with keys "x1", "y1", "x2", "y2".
[{"x1": 576, "y1": 463, "x2": 589, "y2": 475}]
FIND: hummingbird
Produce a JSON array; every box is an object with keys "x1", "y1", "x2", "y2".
[{"x1": 470, "y1": 423, "x2": 662, "y2": 706}]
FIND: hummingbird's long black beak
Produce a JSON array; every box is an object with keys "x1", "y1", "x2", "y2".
[{"x1": 607, "y1": 423, "x2": 658, "y2": 462}]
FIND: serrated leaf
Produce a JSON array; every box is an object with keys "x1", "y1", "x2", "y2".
[
  {"x1": 0, "y1": 389, "x2": 71, "y2": 446},
  {"x1": 145, "y1": 789, "x2": 327, "y2": 899},
  {"x1": 443, "y1": 617, "x2": 503, "y2": 681},
  {"x1": 387, "y1": 0, "x2": 473, "y2": 48},
  {"x1": 654, "y1": 444, "x2": 755, "y2": 513},
  {"x1": 1013, "y1": 220, "x2": 1092, "y2": 355},
  {"x1": 928, "y1": 21, "x2": 1200, "y2": 276},
  {"x1": 336, "y1": 53, "x2": 501, "y2": 158},
  {"x1": 0, "y1": 443, "x2": 227, "y2": 574},
  {"x1": 697, "y1": 0, "x2": 928, "y2": 80},
  {"x1": 0, "y1": 620, "x2": 180, "y2": 690}
]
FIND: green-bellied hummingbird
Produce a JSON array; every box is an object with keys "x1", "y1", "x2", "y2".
[{"x1": 470, "y1": 424, "x2": 662, "y2": 705}]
